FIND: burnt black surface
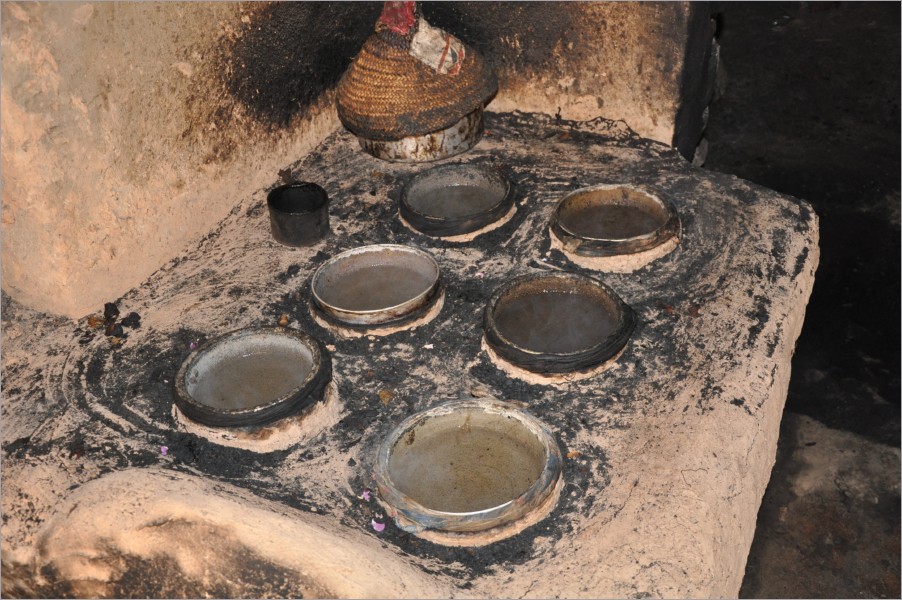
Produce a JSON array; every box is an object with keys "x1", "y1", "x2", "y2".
[
  {"x1": 23, "y1": 537, "x2": 313, "y2": 598},
  {"x1": 422, "y1": 2, "x2": 714, "y2": 159},
  {"x1": 420, "y1": 2, "x2": 576, "y2": 71},
  {"x1": 221, "y1": 2, "x2": 709, "y2": 155},
  {"x1": 673, "y1": 4, "x2": 718, "y2": 160},
  {"x1": 221, "y1": 2, "x2": 576, "y2": 130},
  {"x1": 224, "y1": 2, "x2": 381, "y2": 128},
  {"x1": 706, "y1": 1, "x2": 901, "y2": 446}
]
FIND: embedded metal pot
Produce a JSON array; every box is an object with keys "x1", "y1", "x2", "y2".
[
  {"x1": 174, "y1": 327, "x2": 331, "y2": 428},
  {"x1": 375, "y1": 399, "x2": 562, "y2": 535},
  {"x1": 311, "y1": 244, "x2": 441, "y2": 326},
  {"x1": 267, "y1": 182, "x2": 330, "y2": 247},
  {"x1": 357, "y1": 108, "x2": 485, "y2": 163},
  {"x1": 550, "y1": 184, "x2": 680, "y2": 257},
  {"x1": 484, "y1": 272, "x2": 636, "y2": 374},
  {"x1": 400, "y1": 162, "x2": 513, "y2": 237}
]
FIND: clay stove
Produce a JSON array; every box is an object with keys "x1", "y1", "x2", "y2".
[
  {"x1": 1, "y1": 3, "x2": 819, "y2": 598},
  {"x1": 1, "y1": 109, "x2": 818, "y2": 598}
]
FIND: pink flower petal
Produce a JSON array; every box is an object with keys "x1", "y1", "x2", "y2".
[
  {"x1": 371, "y1": 519, "x2": 385, "y2": 532},
  {"x1": 361, "y1": 490, "x2": 371, "y2": 501},
  {"x1": 160, "y1": 446, "x2": 169, "y2": 455},
  {"x1": 189, "y1": 341, "x2": 197, "y2": 350}
]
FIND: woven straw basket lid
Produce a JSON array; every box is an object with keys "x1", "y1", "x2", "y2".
[{"x1": 337, "y1": 21, "x2": 498, "y2": 142}]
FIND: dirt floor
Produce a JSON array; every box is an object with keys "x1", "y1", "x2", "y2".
[{"x1": 703, "y1": 2, "x2": 900, "y2": 597}]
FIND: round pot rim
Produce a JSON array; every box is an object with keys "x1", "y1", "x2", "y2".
[
  {"x1": 374, "y1": 398, "x2": 563, "y2": 532},
  {"x1": 399, "y1": 163, "x2": 513, "y2": 237},
  {"x1": 173, "y1": 326, "x2": 332, "y2": 428},
  {"x1": 356, "y1": 108, "x2": 484, "y2": 163},
  {"x1": 266, "y1": 182, "x2": 329, "y2": 213},
  {"x1": 311, "y1": 244, "x2": 441, "y2": 325},
  {"x1": 483, "y1": 272, "x2": 637, "y2": 374},
  {"x1": 550, "y1": 183, "x2": 680, "y2": 257}
]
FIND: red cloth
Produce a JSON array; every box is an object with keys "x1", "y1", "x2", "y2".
[{"x1": 377, "y1": 1, "x2": 416, "y2": 36}]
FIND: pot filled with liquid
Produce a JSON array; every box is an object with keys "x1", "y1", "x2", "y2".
[{"x1": 484, "y1": 272, "x2": 636, "y2": 374}]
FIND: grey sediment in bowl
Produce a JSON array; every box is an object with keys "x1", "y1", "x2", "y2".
[
  {"x1": 374, "y1": 399, "x2": 562, "y2": 537},
  {"x1": 399, "y1": 163, "x2": 513, "y2": 238},
  {"x1": 310, "y1": 244, "x2": 442, "y2": 328},
  {"x1": 550, "y1": 184, "x2": 680, "y2": 257},
  {"x1": 484, "y1": 272, "x2": 637, "y2": 374},
  {"x1": 173, "y1": 327, "x2": 332, "y2": 428}
]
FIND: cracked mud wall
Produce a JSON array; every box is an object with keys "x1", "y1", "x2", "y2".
[{"x1": 1, "y1": 2, "x2": 713, "y2": 318}]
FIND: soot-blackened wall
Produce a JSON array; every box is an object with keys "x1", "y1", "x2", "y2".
[{"x1": 1, "y1": 1, "x2": 714, "y2": 317}]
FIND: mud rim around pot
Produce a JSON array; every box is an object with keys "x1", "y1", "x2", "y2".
[
  {"x1": 311, "y1": 244, "x2": 441, "y2": 327},
  {"x1": 174, "y1": 327, "x2": 332, "y2": 428},
  {"x1": 400, "y1": 163, "x2": 513, "y2": 238},
  {"x1": 483, "y1": 272, "x2": 637, "y2": 374},
  {"x1": 375, "y1": 399, "x2": 563, "y2": 536},
  {"x1": 550, "y1": 184, "x2": 680, "y2": 257}
]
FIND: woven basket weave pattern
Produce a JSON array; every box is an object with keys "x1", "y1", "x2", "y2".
[{"x1": 337, "y1": 32, "x2": 498, "y2": 141}]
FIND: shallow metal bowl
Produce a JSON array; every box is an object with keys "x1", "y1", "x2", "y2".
[
  {"x1": 375, "y1": 399, "x2": 562, "y2": 535},
  {"x1": 400, "y1": 163, "x2": 512, "y2": 237},
  {"x1": 550, "y1": 184, "x2": 680, "y2": 257},
  {"x1": 174, "y1": 327, "x2": 331, "y2": 428},
  {"x1": 311, "y1": 244, "x2": 441, "y2": 326},
  {"x1": 484, "y1": 272, "x2": 636, "y2": 374}
]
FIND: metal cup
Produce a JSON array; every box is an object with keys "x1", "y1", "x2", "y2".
[{"x1": 267, "y1": 182, "x2": 330, "y2": 247}]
